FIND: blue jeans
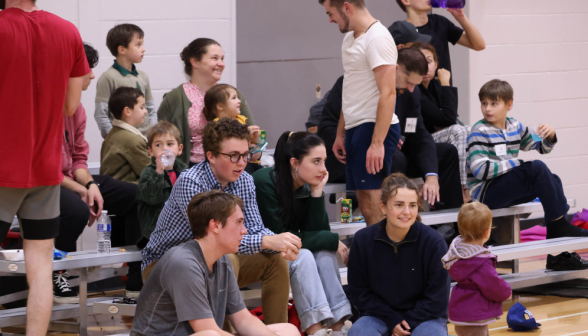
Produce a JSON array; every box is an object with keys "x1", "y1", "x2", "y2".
[
  {"x1": 289, "y1": 249, "x2": 352, "y2": 331},
  {"x1": 348, "y1": 316, "x2": 447, "y2": 336}
]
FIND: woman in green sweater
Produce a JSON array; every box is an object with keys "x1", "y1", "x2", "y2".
[
  {"x1": 157, "y1": 38, "x2": 255, "y2": 167},
  {"x1": 252, "y1": 132, "x2": 351, "y2": 336}
]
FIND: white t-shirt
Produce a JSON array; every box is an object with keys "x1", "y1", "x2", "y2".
[{"x1": 341, "y1": 21, "x2": 398, "y2": 130}]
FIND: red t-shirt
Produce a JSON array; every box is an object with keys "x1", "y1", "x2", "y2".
[
  {"x1": 167, "y1": 170, "x2": 177, "y2": 186},
  {"x1": 0, "y1": 8, "x2": 90, "y2": 188}
]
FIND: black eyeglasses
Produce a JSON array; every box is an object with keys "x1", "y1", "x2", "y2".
[{"x1": 218, "y1": 152, "x2": 252, "y2": 163}]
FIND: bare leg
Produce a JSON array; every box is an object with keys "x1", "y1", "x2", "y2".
[
  {"x1": 268, "y1": 323, "x2": 302, "y2": 336},
  {"x1": 331, "y1": 319, "x2": 345, "y2": 331},
  {"x1": 23, "y1": 238, "x2": 54, "y2": 336},
  {"x1": 356, "y1": 189, "x2": 384, "y2": 226},
  {"x1": 306, "y1": 323, "x2": 323, "y2": 335}
]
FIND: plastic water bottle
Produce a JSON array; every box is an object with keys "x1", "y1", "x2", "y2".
[
  {"x1": 96, "y1": 210, "x2": 111, "y2": 254},
  {"x1": 430, "y1": 0, "x2": 465, "y2": 9},
  {"x1": 160, "y1": 150, "x2": 175, "y2": 168}
]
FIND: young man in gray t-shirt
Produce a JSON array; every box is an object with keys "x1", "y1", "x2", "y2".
[{"x1": 131, "y1": 191, "x2": 299, "y2": 336}]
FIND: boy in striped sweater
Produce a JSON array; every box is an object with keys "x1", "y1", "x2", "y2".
[{"x1": 467, "y1": 79, "x2": 586, "y2": 239}]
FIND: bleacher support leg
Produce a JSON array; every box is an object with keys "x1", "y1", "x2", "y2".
[
  {"x1": 512, "y1": 215, "x2": 520, "y2": 274},
  {"x1": 78, "y1": 267, "x2": 88, "y2": 336}
]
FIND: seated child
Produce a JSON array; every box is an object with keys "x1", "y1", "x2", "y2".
[
  {"x1": 100, "y1": 87, "x2": 151, "y2": 184},
  {"x1": 467, "y1": 79, "x2": 587, "y2": 239},
  {"x1": 203, "y1": 84, "x2": 263, "y2": 174},
  {"x1": 442, "y1": 202, "x2": 511, "y2": 336},
  {"x1": 136, "y1": 121, "x2": 187, "y2": 246}
]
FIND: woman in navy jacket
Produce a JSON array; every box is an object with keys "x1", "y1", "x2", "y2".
[{"x1": 347, "y1": 173, "x2": 450, "y2": 336}]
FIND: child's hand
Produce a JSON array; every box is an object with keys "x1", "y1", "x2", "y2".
[
  {"x1": 248, "y1": 125, "x2": 260, "y2": 137},
  {"x1": 155, "y1": 154, "x2": 166, "y2": 174},
  {"x1": 538, "y1": 123, "x2": 556, "y2": 142},
  {"x1": 447, "y1": 8, "x2": 465, "y2": 19},
  {"x1": 436, "y1": 68, "x2": 451, "y2": 86}
]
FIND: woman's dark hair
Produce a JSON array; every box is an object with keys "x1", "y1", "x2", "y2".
[
  {"x1": 273, "y1": 131, "x2": 325, "y2": 228},
  {"x1": 203, "y1": 84, "x2": 238, "y2": 121},
  {"x1": 83, "y1": 42, "x2": 100, "y2": 69},
  {"x1": 411, "y1": 41, "x2": 438, "y2": 66},
  {"x1": 180, "y1": 38, "x2": 221, "y2": 77}
]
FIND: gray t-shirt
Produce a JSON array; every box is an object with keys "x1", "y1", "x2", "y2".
[{"x1": 131, "y1": 240, "x2": 245, "y2": 336}]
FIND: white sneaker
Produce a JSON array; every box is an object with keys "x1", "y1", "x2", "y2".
[{"x1": 310, "y1": 329, "x2": 332, "y2": 336}]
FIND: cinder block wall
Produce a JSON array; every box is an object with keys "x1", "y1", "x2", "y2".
[
  {"x1": 466, "y1": 0, "x2": 588, "y2": 216},
  {"x1": 36, "y1": 0, "x2": 238, "y2": 166}
]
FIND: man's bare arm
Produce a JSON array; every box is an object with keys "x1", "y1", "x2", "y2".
[
  {"x1": 63, "y1": 76, "x2": 84, "y2": 116},
  {"x1": 366, "y1": 64, "x2": 397, "y2": 174}
]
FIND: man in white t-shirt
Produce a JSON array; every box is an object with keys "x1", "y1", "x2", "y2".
[{"x1": 319, "y1": 0, "x2": 421, "y2": 225}]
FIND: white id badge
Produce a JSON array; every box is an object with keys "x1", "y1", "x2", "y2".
[
  {"x1": 495, "y1": 144, "x2": 507, "y2": 156},
  {"x1": 405, "y1": 118, "x2": 417, "y2": 133}
]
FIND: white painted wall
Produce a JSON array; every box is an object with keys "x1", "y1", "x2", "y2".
[
  {"x1": 466, "y1": 0, "x2": 588, "y2": 216},
  {"x1": 36, "y1": 0, "x2": 237, "y2": 167},
  {"x1": 31, "y1": 0, "x2": 236, "y2": 249}
]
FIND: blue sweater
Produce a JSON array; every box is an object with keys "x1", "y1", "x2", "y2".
[{"x1": 348, "y1": 220, "x2": 450, "y2": 333}]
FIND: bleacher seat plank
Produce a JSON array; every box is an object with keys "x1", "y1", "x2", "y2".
[
  {"x1": 330, "y1": 199, "x2": 576, "y2": 236},
  {"x1": 493, "y1": 237, "x2": 588, "y2": 262}
]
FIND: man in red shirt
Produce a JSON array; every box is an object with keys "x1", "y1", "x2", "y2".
[{"x1": 0, "y1": 0, "x2": 90, "y2": 334}]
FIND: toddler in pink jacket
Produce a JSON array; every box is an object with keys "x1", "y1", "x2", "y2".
[{"x1": 442, "y1": 202, "x2": 512, "y2": 336}]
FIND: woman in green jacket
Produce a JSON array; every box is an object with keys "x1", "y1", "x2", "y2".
[
  {"x1": 157, "y1": 38, "x2": 255, "y2": 167},
  {"x1": 252, "y1": 132, "x2": 351, "y2": 336}
]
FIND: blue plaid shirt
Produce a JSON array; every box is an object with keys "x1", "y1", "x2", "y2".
[{"x1": 141, "y1": 161, "x2": 276, "y2": 271}]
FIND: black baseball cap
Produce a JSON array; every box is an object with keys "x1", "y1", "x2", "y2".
[{"x1": 388, "y1": 21, "x2": 431, "y2": 45}]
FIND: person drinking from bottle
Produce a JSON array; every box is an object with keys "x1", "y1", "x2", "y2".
[{"x1": 136, "y1": 121, "x2": 187, "y2": 246}]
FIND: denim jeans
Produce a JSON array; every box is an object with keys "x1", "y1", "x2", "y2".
[
  {"x1": 348, "y1": 316, "x2": 447, "y2": 336},
  {"x1": 289, "y1": 249, "x2": 352, "y2": 331}
]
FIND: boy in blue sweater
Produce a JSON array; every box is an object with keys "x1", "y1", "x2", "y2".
[{"x1": 467, "y1": 79, "x2": 586, "y2": 239}]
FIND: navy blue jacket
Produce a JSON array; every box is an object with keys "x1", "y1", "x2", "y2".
[{"x1": 348, "y1": 220, "x2": 450, "y2": 333}]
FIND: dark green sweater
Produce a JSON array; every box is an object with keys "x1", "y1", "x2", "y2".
[
  {"x1": 136, "y1": 157, "x2": 188, "y2": 239},
  {"x1": 252, "y1": 167, "x2": 339, "y2": 252}
]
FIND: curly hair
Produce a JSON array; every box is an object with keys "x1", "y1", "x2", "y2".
[
  {"x1": 83, "y1": 42, "x2": 100, "y2": 69},
  {"x1": 202, "y1": 118, "x2": 251, "y2": 161}
]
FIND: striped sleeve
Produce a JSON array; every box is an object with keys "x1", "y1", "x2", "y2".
[
  {"x1": 519, "y1": 121, "x2": 556, "y2": 154},
  {"x1": 467, "y1": 125, "x2": 522, "y2": 181}
]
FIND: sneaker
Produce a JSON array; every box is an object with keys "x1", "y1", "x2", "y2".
[
  {"x1": 125, "y1": 272, "x2": 143, "y2": 298},
  {"x1": 53, "y1": 270, "x2": 79, "y2": 304},
  {"x1": 546, "y1": 252, "x2": 588, "y2": 271}
]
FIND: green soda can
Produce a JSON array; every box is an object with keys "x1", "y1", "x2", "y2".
[{"x1": 260, "y1": 130, "x2": 267, "y2": 143}]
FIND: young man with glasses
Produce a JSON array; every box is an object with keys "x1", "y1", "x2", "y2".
[{"x1": 141, "y1": 118, "x2": 301, "y2": 325}]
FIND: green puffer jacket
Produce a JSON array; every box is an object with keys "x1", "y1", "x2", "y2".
[{"x1": 137, "y1": 157, "x2": 189, "y2": 240}]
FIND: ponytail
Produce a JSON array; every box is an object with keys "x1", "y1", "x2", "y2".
[{"x1": 273, "y1": 131, "x2": 325, "y2": 229}]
